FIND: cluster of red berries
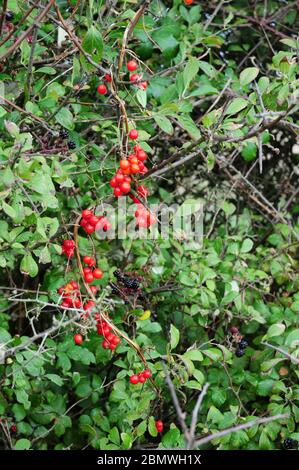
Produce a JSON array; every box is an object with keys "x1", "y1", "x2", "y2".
[
  {"x1": 57, "y1": 281, "x2": 98, "y2": 311},
  {"x1": 96, "y1": 318, "x2": 121, "y2": 351},
  {"x1": 57, "y1": 281, "x2": 82, "y2": 309},
  {"x1": 135, "y1": 203, "x2": 157, "y2": 228},
  {"x1": 129, "y1": 369, "x2": 152, "y2": 385},
  {"x1": 109, "y1": 143, "x2": 149, "y2": 197},
  {"x1": 155, "y1": 420, "x2": 163, "y2": 433},
  {"x1": 127, "y1": 60, "x2": 148, "y2": 90},
  {"x1": 61, "y1": 239, "x2": 75, "y2": 257},
  {"x1": 80, "y1": 209, "x2": 111, "y2": 234},
  {"x1": 82, "y1": 256, "x2": 103, "y2": 283}
]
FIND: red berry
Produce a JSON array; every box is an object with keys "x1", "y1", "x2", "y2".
[
  {"x1": 120, "y1": 159, "x2": 130, "y2": 170},
  {"x1": 136, "y1": 149, "x2": 147, "y2": 161},
  {"x1": 74, "y1": 299, "x2": 82, "y2": 308},
  {"x1": 119, "y1": 182, "x2": 130, "y2": 194},
  {"x1": 155, "y1": 420, "x2": 163, "y2": 433},
  {"x1": 104, "y1": 74, "x2": 112, "y2": 82},
  {"x1": 130, "y1": 73, "x2": 141, "y2": 83},
  {"x1": 127, "y1": 60, "x2": 138, "y2": 72},
  {"x1": 143, "y1": 369, "x2": 151, "y2": 379},
  {"x1": 130, "y1": 375, "x2": 140, "y2": 385},
  {"x1": 93, "y1": 268, "x2": 103, "y2": 279},
  {"x1": 230, "y1": 326, "x2": 239, "y2": 334},
  {"x1": 89, "y1": 215, "x2": 100, "y2": 227},
  {"x1": 97, "y1": 84, "x2": 107, "y2": 95},
  {"x1": 82, "y1": 209, "x2": 93, "y2": 219},
  {"x1": 102, "y1": 340, "x2": 110, "y2": 349},
  {"x1": 129, "y1": 129, "x2": 138, "y2": 140},
  {"x1": 84, "y1": 300, "x2": 95, "y2": 310},
  {"x1": 110, "y1": 177, "x2": 118, "y2": 188},
  {"x1": 90, "y1": 285, "x2": 98, "y2": 295},
  {"x1": 74, "y1": 333, "x2": 83, "y2": 345},
  {"x1": 140, "y1": 81, "x2": 148, "y2": 90},
  {"x1": 114, "y1": 187, "x2": 123, "y2": 197},
  {"x1": 112, "y1": 336, "x2": 121, "y2": 345},
  {"x1": 138, "y1": 374, "x2": 146, "y2": 383},
  {"x1": 10, "y1": 424, "x2": 17, "y2": 433},
  {"x1": 184, "y1": 0, "x2": 193, "y2": 4},
  {"x1": 63, "y1": 239, "x2": 75, "y2": 248},
  {"x1": 84, "y1": 224, "x2": 95, "y2": 234},
  {"x1": 116, "y1": 172, "x2": 125, "y2": 184},
  {"x1": 102, "y1": 326, "x2": 111, "y2": 336},
  {"x1": 84, "y1": 272, "x2": 94, "y2": 283},
  {"x1": 83, "y1": 256, "x2": 92, "y2": 265},
  {"x1": 109, "y1": 343, "x2": 117, "y2": 350},
  {"x1": 71, "y1": 281, "x2": 79, "y2": 289},
  {"x1": 88, "y1": 257, "x2": 96, "y2": 267}
]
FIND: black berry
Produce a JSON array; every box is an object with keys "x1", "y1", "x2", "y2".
[
  {"x1": 67, "y1": 140, "x2": 76, "y2": 150},
  {"x1": 123, "y1": 277, "x2": 139, "y2": 289},
  {"x1": 114, "y1": 270, "x2": 123, "y2": 281},
  {"x1": 5, "y1": 11, "x2": 14, "y2": 21},
  {"x1": 283, "y1": 438, "x2": 298, "y2": 450},
  {"x1": 239, "y1": 339, "x2": 248, "y2": 349},
  {"x1": 235, "y1": 348, "x2": 245, "y2": 357},
  {"x1": 60, "y1": 129, "x2": 69, "y2": 139}
]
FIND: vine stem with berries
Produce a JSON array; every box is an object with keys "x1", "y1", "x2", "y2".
[
  {"x1": 117, "y1": 0, "x2": 151, "y2": 77},
  {"x1": 72, "y1": 213, "x2": 160, "y2": 395}
]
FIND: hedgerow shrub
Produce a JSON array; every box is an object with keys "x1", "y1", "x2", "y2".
[{"x1": 0, "y1": 0, "x2": 298, "y2": 451}]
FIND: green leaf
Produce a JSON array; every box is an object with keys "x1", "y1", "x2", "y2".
[
  {"x1": 20, "y1": 254, "x2": 38, "y2": 277},
  {"x1": 55, "y1": 107, "x2": 74, "y2": 130},
  {"x1": 225, "y1": 98, "x2": 248, "y2": 116},
  {"x1": 14, "y1": 438, "x2": 31, "y2": 450},
  {"x1": 136, "y1": 88, "x2": 147, "y2": 108},
  {"x1": 240, "y1": 238, "x2": 253, "y2": 253},
  {"x1": 170, "y1": 324, "x2": 180, "y2": 350},
  {"x1": 176, "y1": 114, "x2": 201, "y2": 140},
  {"x1": 45, "y1": 374, "x2": 64, "y2": 386},
  {"x1": 153, "y1": 115, "x2": 173, "y2": 135},
  {"x1": 82, "y1": 26, "x2": 103, "y2": 62},
  {"x1": 198, "y1": 60, "x2": 216, "y2": 78},
  {"x1": 2, "y1": 202, "x2": 16, "y2": 219},
  {"x1": 182, "y1": 350, "x2": 203, "y2": 361},
  {"x1": 183, "y1": 56, "x2": 200, "y2": 90},
  {"x1": 239, "y1": 67, "x2": 259, "y2": 86},
  {"x1": 264, "y1": 323, "x2": 285, "y2": 340}
]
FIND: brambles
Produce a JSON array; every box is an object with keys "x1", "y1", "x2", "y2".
[
  {"x1": 67, "y1": 140, "x2": 76, "y2": 150},
  {"x1": 239, "y1": 339, "x2": 248, "y2": 349},
  {"x1": 283, "y1": 438, "x2": 298, "y2": 450},
  {"x1": 111, "y1": 270, "x2": 143, "y2": 300},
  {"x1": 5, "y1": 11, "x2": 14, "y2": 21},
  {"x1": 1, "y1": 0, "x2": 299, "y2": 454},
  {"x1": 235, "y1": 348, "x2": 245, "y2": 357},
  {"x1": 230, "y1": 326, "x2": 239, "y2": 334},
  {"x1": 59, "y1": 129, "x2": 69, "y2": 139}
]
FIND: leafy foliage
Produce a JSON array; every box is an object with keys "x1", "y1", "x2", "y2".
[{"x1": 0, "y1": 0, "x2": 298, "y2": 451}]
